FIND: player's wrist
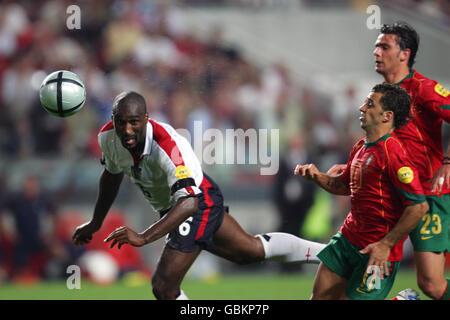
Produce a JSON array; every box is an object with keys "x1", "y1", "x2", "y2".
[
  {"x1": 139, "y1": 229, "x2": 152, "y2": 245},
  {"x1": 379, "y1": 238, "x2": 395, "y2": 249},
  {"x1": 89, "y1": 219, "x2": 103, "y2": 230},
  {"x1": 443, "y1": 156, "x2": 450, "y2": 165}
]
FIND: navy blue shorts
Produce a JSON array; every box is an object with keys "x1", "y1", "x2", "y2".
[{"x1": 165, "y1": 173, "x2": 226, "y2": 253}]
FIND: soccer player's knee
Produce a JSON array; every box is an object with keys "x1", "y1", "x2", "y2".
[
  {"x1": 152, "y1": 275, "x2": 179, "y2": 300},
  {"x1": 417, "y1": 276, "x2": 443, "y2": 299}
]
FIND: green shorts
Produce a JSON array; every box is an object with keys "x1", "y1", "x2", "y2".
[
  {"x1": 409, "y1": 194, "x2": 450, "y2": 252},
  {"x1": 317, "y1": 232, "x2": 400, "y2": 300}
]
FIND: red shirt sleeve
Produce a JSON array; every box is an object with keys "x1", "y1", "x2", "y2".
[
  {"x1": 418, "y1": 79, "x2": 450, "y2": 122},
  {"x1": 385, "y1": 137, "x2": 426, "y2": 206}
]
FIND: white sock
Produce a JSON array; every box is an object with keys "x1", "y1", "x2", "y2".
[
  {"x1": 256, "y1": 232, "x2": 326, "y2": 264},
  {"x1": 176, "y1": 289, "x2": 189, "y2": 300}
]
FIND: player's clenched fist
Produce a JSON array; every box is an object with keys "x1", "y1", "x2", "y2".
[{"x1": 294, "y1": 163, "x2": 319, "y2": 181}]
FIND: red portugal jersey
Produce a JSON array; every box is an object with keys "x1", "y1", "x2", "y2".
[
  {"x1": 340, "y1": 133, "x2": 426, "y2": 261},
  {"x1": 395, "y1": 69, "x2": 450, "y2": 195}
]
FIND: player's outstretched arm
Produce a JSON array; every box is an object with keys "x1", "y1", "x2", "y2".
[
  {"x1": 360, "y1": 201, "x2": 428, "y2": 279},
  {"x1": 104, "y1": 196, "x2": 200, "y2": 249},
  {"x1": 294, "y1": 164, "x2": 350, "y2": 195},
  {"x1": 141, "y1": 196, "x2": 199, "y2": 245},
  {"x1": 72, "y1": 169, "x2": 124, "y2": 245}
]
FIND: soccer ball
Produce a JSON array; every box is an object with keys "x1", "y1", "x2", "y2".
[{"x1": 39, "y1": 70, "x2": 86, "y2": 117}]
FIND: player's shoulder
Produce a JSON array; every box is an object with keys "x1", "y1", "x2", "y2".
[
  {"x1": 97, "y1": 121, "x2": 116, "y2": 150},
  {"x1": 413, "y1": 70, "x2": 449, "y2": 99},
  {"x1": 414, "y1": 70, "x2": 438, "y2": 89},
  {"x1": 411, "y1": 69, "x2": 430, "y2": 81},
  {"x1": 98, "y1": 120, "x2": 114, "y2": 135},
  {"x1": 353, "y1": 138, "x2": 366, "y2": 150},
  {"x1": 384, "y1": 133, "x2": 408, "y2": 156},
  {"x1": 149, "y1": 118, "x2": 183, "y2": 144}
]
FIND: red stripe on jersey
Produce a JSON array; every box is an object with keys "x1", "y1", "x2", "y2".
[
  {"x1": 186, "y1": 186, "x2": 195, "y2": 195},
  {"x1": 195, "y1": 177, "x2": 213, "y2": 240},
  {"x1": 99, "y1": 121, "x2": 114, "y2": 134},
  {"x1": 150, "y1": 119, "x2": 185, "y2": 167}
]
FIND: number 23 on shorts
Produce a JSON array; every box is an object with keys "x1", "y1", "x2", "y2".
[{"x1": 419, "y1": 213, "x2": 441, "y2": 240}]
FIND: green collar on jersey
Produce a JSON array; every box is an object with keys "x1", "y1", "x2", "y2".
[
  {"x1": 395, "y1": 69, "x2": 415, "y2": 86},
  {"x1": 364, "y1": 133, "x2": 391, "y2": 148}
]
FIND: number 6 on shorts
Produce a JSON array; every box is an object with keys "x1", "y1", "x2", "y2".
[{"x1": 179, "y1": 217, "x2": 194, "y2": 236}]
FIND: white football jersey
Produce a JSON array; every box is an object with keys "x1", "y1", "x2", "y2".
[{"x1": 98, "y1": 119, "x2": 203, "y2": 212}]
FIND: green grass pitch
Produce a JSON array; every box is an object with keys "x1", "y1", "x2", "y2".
[{"x1": 0, "y1": 269, "x2": 443, "y2": 300}]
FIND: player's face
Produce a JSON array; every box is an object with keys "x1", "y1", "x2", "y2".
[
  {"x1": 113, "y1": 104, "x2": 148, "y2": 151},
  {"x1": 359, "y1": 92, "x2": 385, "y2": 130},
  {"x1": 373, "y1": 34, "x2": 405, "y2": 75}
]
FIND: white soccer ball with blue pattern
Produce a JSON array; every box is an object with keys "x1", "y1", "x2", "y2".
[{"x1": 39, "y1": 70, "x2": 86, "y2": 117}]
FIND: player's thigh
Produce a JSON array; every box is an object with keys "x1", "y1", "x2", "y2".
[
  {"x1": 414, "y1": 251, "x2": 446, "y2": 282},
  {"x1": 410, "y1": 194, "x2": 449, "y2": 252},
  {"x1": 208, "y1": 212, "x2": 265, "y2": 264},
  {"x1": 345, "y1": 260, "x2": 400, "y2": 300},
  {"x1": 311, "y1": 262, "x2": 348, "y2": 300},
  {"x1": 152, "y1": 244, "x2": 201, "y2": 288}
]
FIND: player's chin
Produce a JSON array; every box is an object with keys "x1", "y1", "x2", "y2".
[
  {"x1": 374, "y1": 65, "x2": 384, "y2": 74},
  {"x1": 121, "y1": 139, "x2": 137, "y2": 150}
]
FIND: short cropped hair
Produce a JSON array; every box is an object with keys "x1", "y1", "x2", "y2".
[
  {"x1": 380, "y1": 22, "x2": 420, "y2": 69},
  {"x1": 112, "y1": 91, "x2": 147, "y2": 117},
  {"x1": 371, "y1": 83, "x2": 411, "y2": 129}
]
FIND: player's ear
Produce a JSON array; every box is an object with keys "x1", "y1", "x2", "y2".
[
  {"x1": 382, "y1": 110, "x2": 394, "y2": 123},
  {"x1": 399, "y1": 48, "x2": 410, "y2": 64}
]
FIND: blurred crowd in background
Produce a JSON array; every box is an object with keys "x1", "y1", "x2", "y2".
[
  {"x1": 0, "y1": 0, "x2": 448, "y2": 284},
  {"x1": 1, "y1": 0, "x2": 395, "y2": 163},
  {"x1": 385, "y1": 0, "x2": 450, "y2": 25}
]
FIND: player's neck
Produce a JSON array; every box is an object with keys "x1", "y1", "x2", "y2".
[
  {"x1": 382, "y1": 66, "x2": 410, "y2": 84},
  {"x1": 365, "y1": 127, "x2": 393, "y2": 143},
  {"x1": 130, "y1": 143, "x2": 145, "y2": 158}
]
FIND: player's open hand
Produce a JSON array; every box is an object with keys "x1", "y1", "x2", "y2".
[
  {"x1": 294, "y1": 163, "x2": 319, "y2": 181},
  {"x1": 430, "y1": 163, "x2": 450, "y2": 194},
  {"x1": 104, "y1": 226, "x2": 147, "y2": 249},
  {"x1": 360, "y1": 241, "x2": 391, "y2": 280},
  {"x1": 72, "y1": 221, "x2": 100, "y2": 246}
]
